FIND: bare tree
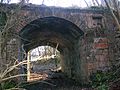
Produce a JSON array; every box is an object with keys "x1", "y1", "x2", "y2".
[
  {"x1": 104, "y1": 0, "x2": 120, "y2": 31},
  {"x1": 0, "y1": 1, "x2": 29, "y2": 89}
]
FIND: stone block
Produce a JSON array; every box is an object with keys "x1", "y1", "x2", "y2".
[
  {"x1": 93, "y1": 38, "x2": 109, "y2": 49},
  {"x1": 94, "y1": 43, "x2": 108, "y2": 49}
]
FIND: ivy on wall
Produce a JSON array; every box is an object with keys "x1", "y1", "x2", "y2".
[{"x1": 0, "y1": 12, "x2": 7, "y2": 30}]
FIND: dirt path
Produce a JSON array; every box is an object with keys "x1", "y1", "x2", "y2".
[
  {"x1": 23, "y1": 79, "x2": 83, "y2": 90},
  {"x1": 22, "y1": 71, "x2": 90, "y2": 90}
]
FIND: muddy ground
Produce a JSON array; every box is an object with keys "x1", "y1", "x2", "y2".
[{"x1": 21, "y1": 71, "x2": 91, "y2": 90}]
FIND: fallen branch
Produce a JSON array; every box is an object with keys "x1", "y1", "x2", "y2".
[{"x1": 0, "y1": 74, "x2": 27, "y2": 83}]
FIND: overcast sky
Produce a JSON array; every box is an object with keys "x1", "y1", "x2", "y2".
[{"x1": 5, "y1": 0, "x2": 102, "y2": 8}]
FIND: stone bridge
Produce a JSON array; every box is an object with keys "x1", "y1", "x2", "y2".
[{"x1": 0, "y1": 4, "x2": 118, "y2": 84}]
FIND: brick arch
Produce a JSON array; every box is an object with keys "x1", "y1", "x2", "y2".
[
  {"x1": 19, "y1": 16, "x2": 84, "y2": 51},
  {"x1": 19, "y1": 16, "x2": 86, "y2": 82}
]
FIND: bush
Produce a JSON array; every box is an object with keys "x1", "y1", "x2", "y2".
[
  {"x1": 89, "y1": 70, "x2": 109, "y2": 90},
  {"x1": 0, "y1": 80, "x2": 16, "y2": 90}
]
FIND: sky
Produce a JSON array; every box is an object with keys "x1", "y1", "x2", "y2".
[{"x1": 4, "y1": 0, "x2": 102, "y2": 8}]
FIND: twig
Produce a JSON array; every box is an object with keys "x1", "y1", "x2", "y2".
[
  {"x1": 83, "y1": 0, "x2": 89, "y2": 7},
  {"x1": 55, "y1": 43, "x2": 59, "y2": 56},
  {"x1": 0, "y1": 74, "x2": 27, "y2": 83},
  {"x1": 1, "y1": 60, "x2": 27, "y2": 78},
  {"x1": 113, "y1": 0, "x2": 120, "y2": 20},
  {"x1": 104, "y1": 0, "x2": 120, "y2": 31},
  {"x1": 92, "y1": 0, "x2": 96, "y2": 6},
  {"x1": 95, "y1": 0, "x2": 100, "y2": 6}
]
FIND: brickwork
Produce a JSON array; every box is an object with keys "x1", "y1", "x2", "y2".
[{"x1": 0, "y1": 4, "x2": 118, "y2": 83}]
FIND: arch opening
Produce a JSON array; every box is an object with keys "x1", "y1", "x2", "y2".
[
  {"x1": 27, "y1": 45, "x2": 61, "y2": 82},
  {"x1": 19, "y1": 16, "x2": 84, "y2": 82}
]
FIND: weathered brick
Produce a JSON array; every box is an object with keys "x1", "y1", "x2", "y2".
[{"x1": 94, "y1": 43, "x2": 108, "y2": 49}]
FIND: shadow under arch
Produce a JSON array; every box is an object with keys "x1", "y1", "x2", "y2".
[{"x1": 19, "y1": 16, "x2": 85, "y2": 82}]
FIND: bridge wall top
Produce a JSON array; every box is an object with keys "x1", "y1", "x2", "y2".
[{"x1": 0, "y1": 4, "x2": 112, "y2": 33}]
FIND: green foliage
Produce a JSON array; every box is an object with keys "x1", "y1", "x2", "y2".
[
  {"x1": 1, "y1": 80, "x2": 16, "y2": 90},
  {"x1": 89, "y1": 70, "x2": 109, "y2": 90},
  {"x1": 89, "y1": 67, "x2": 120, "y2": 90},
  {"x1": 0, "y1": 12, "x2": 7, "y2": 26},
  {"x1": 0, "y1": 12, "x2": 7, "y2": 32},
  {"x1": 54, "y1": 55, "x2": 61, "y2": 64}
]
